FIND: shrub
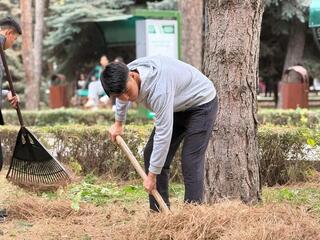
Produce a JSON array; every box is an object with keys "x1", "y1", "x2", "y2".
[
  {"x1": 258, "y1": 125, "x2": 320, "y2": 185},
  {"x1": 257, "y1": 108, "x2": 320, "y2": 127},
  {"x1": 0, "y1": 124, "x2": 153, "y2": 181},
  {"x1": 2, "y1": 108, "x2": 152, "y2": 126},
  {"x1": 1, "y1": 124, "x2": 319, "y2": 185},
  {"x1": 3, "y1": 108, "x2": 320, "y2": 127}
]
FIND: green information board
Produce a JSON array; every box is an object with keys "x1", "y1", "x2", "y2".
[{"x1": 309, "y1": 0, "x2": 320, "y2": 28}]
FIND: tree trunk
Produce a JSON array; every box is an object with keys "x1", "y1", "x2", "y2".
[
  {"x1": 178, "y1": 0, "x2": 203, "y2": 70},
  {"x1": 282, "y1": 18, "x2": 306, "y2": 73},
  {"x1": 21, "y1": 0, "x2": 34, "y2": 110},
  {"x1": 203, "y1": 0, "x2": 264, "y2": 204},
  {"x1": 31, "y1": 0, "x2": 45, "y2": 110},
  {"x1": 277, "y1": 18, "x2": 306, "y2": 109}
]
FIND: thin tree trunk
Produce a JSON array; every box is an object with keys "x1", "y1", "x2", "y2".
[
  {"x1": 203, "y1": 0, "x2": 264, "y2": 204},
  {"x1": 21, "y1": 0, "x2": 34, "y2": 110},
  {"x1": 178, "y1": 0, "x2": 203, "y2": 69},
  {"x1": 31, "y1": 0, "x2": 45, "y2": 110},
  {"x1": 282, "y1": 18, "x2": 306, "y2": 73},
  {"x1": 277, "y1": 18, "x2": 306, "y2": 109}
]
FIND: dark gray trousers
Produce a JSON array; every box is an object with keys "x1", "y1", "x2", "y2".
[{"x1": 144, "y1": 97, "x2": 218, "y2": 211}]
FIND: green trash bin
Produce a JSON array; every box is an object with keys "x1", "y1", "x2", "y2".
[{"x1": 137, "y1": 105, "x2": 155, "y2": 120}]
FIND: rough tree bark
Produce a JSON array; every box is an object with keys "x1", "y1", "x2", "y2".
[
  {"x1": 21, "y1": 0, "x2": 34, "y2": 109},
  {"x1": 203, "y1": 0, "x2": 264, "y2": 204},
  {"x1": 178, "y1": 0, "x2": 203, "y2": 70}
]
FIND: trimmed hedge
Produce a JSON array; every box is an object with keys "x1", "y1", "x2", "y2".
[
  {"x1": 1, "y1": 109, "x2": 152, "y2": 126},
  {"x1": 258, "y1": 125, "x2": 320, "y2": 185},
  {"x1": 3, "y1": 108, "x2": 320, "y2": 127},
  {"x1": 258, "y1": 108, "x2": 320, "y2": 127},
  {"x1": 0, "y1": 124, "x2": 320, "y2": 186},
  {"x1": 0, "y1": 124, "x2": 153, "y2": 181}
]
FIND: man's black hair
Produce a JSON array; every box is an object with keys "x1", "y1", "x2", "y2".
[
  {"x1": 0, "y1": 16, "x2": 22, "y2": 35},
  {"x1": 101, "y1": 62, "x2": 129, "y2": 97}
]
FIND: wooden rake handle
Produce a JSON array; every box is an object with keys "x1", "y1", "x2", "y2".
[{"x1": 116, "y1": 136, "x2": 171, "y2": 214}]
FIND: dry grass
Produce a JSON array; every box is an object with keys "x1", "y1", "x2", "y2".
[
  {"x1": 117, "y1": 202, "x2": 320, "y2": 240},
  {"x1": 8, "y1": 197, "x2": 94, "y2": 220},
  {"x1": 1, "y1": 170, "x2": 320, "y2": 240},
  {"x1": 1, "y1": 197, "x2": 320, "y2": 240}
]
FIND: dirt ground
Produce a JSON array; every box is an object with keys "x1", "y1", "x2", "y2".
[
  {"x1": 0, "y1": 170, "x2": 150, "y2": 240},
  {"x1": 1, "y1": 171, "x2": 320, "y2": 240}
]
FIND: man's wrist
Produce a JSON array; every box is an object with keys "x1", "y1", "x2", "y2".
[
  {"x1": 148, "y1": 172, "x2": 157, "y2": 179},
  {"x1": 115, "y1": 121, "x2": 123, "y2": 127}
]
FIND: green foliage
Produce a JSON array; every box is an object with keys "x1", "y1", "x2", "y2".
[
  {"x1": 45, "y1": 0, "x2": 134, "y2": 78},
  {"x1": 1, "y1": 124, "x2": 320, "y2": 186},
  {"x1": 287, "y1": 163, "x2": 317, "y2": 183},
  {"x1": 67, "y1": 177, "x2": 183, "y2": 210},
  {"x1": 265, "y1": 0, "x2": 309, "y2": 23},
  {"x1": 69, "y1": 158, "x2": 83, "y2": 175},
  {"x1": 259, "y1": 0, "x2": 313, "y2": 82},
  {"x1": 0, "y1": 124, "x2": 155, "y2": 179},
  {"x1": 2, "y1": 108, "x2": 152, "y2": 126},
  {"x1": 4, "y1": 108, "x2": 320, "y2": 128},
  {"x1": 259, "y1": 125, "x2": 320, "y2": 186},
  {"x1": 40, "y1": 173, "x2": 184, "y2": 210},
  {"x1": 263, "y1": 186, "x2": 320, "y2": 214},
  {"x1": 303, "y1": 47, "x2": 320, "y2": 78},
  {"x1": 69, "y1": 181, "x2": 122, "y2": 209},
  {"x1": 257, "y1": 108, "x2": 320, "y2": 128},
  {"x1": 147, "y1": 0, "x2": 178, "y2": 10}
]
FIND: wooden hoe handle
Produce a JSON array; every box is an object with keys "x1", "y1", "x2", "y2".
[{"x1": 116, "y1": 135, "x2": 171, "y2": 214}]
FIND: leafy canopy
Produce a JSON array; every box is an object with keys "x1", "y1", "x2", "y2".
[{"x1": 45, "y1": 0, "x2": 133, "y2": 78}]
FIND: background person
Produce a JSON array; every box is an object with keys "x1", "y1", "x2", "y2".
[{"x1": 84, "y1": 55, "x2": 109, "y2": 109}]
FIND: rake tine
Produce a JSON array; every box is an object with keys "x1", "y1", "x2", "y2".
[
  {"x1": 49, "y1": 161, "x2": 62, "y2": 179},
  {"x1": 26, "y1": 162, "x2": 31, "y2": 184},
  {"x1": 45, "y1": 162, "x2": 55, "y2": 184},
  {"x1": 10, "y1": 158, "x2": 15, "y2": 182},
  {"x1": 14, "y1": 158, "x2": 19, "y2": 182},
  {"x1": 23, "y1": 162, "x2": 28, "y2": 184},
  {"x1": 20, "y1": 159, "x2": 24, "y2": 184},
  {"x1": 40, "y1": 164, "x2": 48, "y2": 184},
  {"x1": 31, "y1": 163, "x2": 37, "y2": 184},
  {"x1": 12, "y1": 158, "x2": 17, "y2": 182},
  {"x1": 8, "y1": 158, "x2": 14, "y2": 180},
  {"x1": 48, "y1": 161, "x2": 58, "y2": 183},
  {"x1": 26, "y1": 161, "x2": 31, "y2": 184},
  {"x1": 33, "y1": 163, "x2": 38, "y2": 184},
  {"x1": 32, "y1": 162, "x2": 38, "y2": 184},
  {"x1": 19, "y1": 159, "x2": 24, "y2": 184}
]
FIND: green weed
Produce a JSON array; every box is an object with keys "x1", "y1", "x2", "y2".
[{"x1": 263, "y1": 187, "x2": 320, "y2": 214}]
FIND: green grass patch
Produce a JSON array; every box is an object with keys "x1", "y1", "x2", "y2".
[
  {"x1": 40, "y1": 174, "x2": 184, "y2": 210},
  {"x1": 262, "y1": 186, "x2": 320, "y2": 214}
]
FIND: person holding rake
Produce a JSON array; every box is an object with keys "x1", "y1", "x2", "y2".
[
  {"x1": 101, "y1": 55, "x2": 218, "y2": 212},
  {"x1": 0, "y1": 16, "x2": 21, "y2": 222}
]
